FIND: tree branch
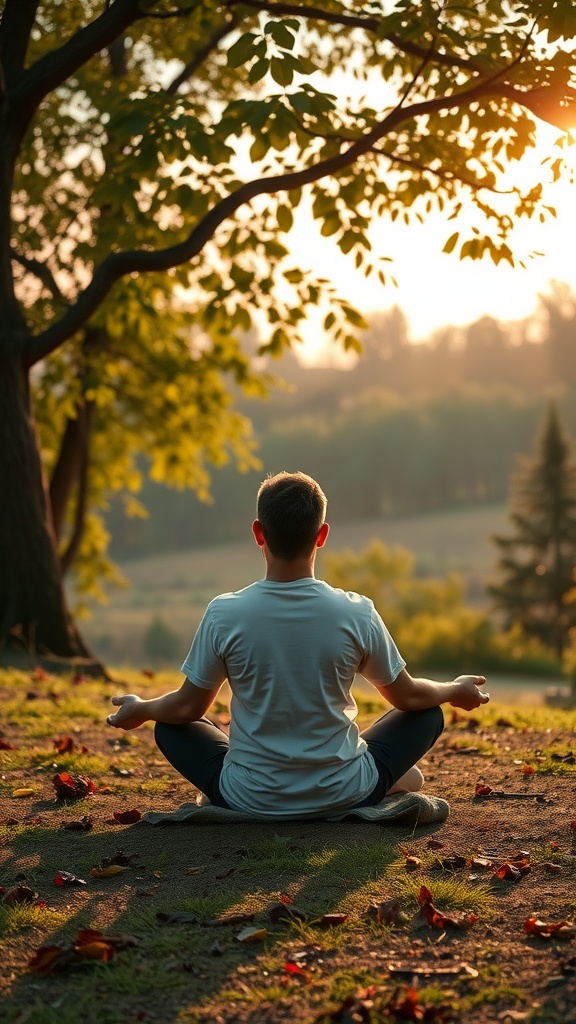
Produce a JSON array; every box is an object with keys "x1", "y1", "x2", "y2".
[
  {"x1": 25, "y1": 75, "x2": 530, "y2": 367},
  {"x1": 11, "y1": 247, "x2": 65, "y2": 302},
  {"x1": 10, "y1": 0, "x2": 142, "y2": 138},
  {"x1": 229, "y1": 0, "x2": 486, "y2": 75},
  {"x1": 0, "y1": 0, "x2": 39, "y2": 85},
  {"x1": 167, "y1": 16, "x2": 239, "y2": 94}
]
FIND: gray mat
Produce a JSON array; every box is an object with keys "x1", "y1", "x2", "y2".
[{"x1": 143, "y1": 791, "x2": 449, "y2": 827}]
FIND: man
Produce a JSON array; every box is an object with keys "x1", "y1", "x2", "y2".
[{"x1": 107, "y1": 471, "x2": 489, "y2": 818}]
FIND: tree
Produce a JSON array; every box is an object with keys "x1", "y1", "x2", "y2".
[
  {"x1": 2, "y1": 1, "x2": 576, "y2": 665},
  {"x1": 489, "y1": 403, "x2": 576, "y2": 657}
]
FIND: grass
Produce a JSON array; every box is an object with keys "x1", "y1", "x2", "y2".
[{"x1": 1, "y1": 665, "x2": 575, "y2": 1024}]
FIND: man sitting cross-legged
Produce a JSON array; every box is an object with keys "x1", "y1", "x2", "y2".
[{"x1": 106, "y1": 471, "x2": 489, "y2": 818}]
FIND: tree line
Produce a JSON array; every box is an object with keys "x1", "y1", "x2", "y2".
[{"x1": 106, "y1": 383, "x2": 576, "y2": 559}]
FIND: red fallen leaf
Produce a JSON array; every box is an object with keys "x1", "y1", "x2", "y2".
[
  {"x1": 54, "y1": 871, "x2": 87, "y2": 887},
  {"x1": 53, "y1": 772, "x2": 95, "y2": 800},
  {"x1": 416, "y1": 885, "x2": 477, "y2": 930},
  {"x1": 570, "y1": 821, "x2": 576, "y2": 832},
  {"x1": 141, "y1": 668, "x2": 155, "y2": 678},
  {"x1": 73, "y1": 673, "x2": 87, "y2": 685},
  {"x1": 525, "y1": 916, "x2": 576, "y2": 939},
  {"x1": 315, "y1": 988, "x2": 377, "y2": 1023},
  {"x1": 495, "y1": 862, "x2": 521, "y2": 882},
  {"x1": 0, "y1": 739, "x2": 17, "y2": 750},
  {"x1": 61, "y1": 815, "x2": 93, "y2": 831},
  {"x1": 282, "y1": 960, "x2": 312, "y2": 984},
  {"x1": 54, "y1": 736, "x2": 74, "y2": 754},
  {"x1": 317, "y1": 913, "x2": 349, "y2": 928},
  {"x1": 405, "y1": 856, "x2": 422, "y2": 870},
  {"x1": 523, "y1": 764, "x2": 535, "y2": 775},
  {"x1": 28, "y1": 945, "x2": 73, "y2": 975},
  {"x1": 113, "y1": 809, "x2": 142, "y2": 825},
  {"x1": 2, "y1": 884, "x2": 40, "y2": 906},
  {"x1": 426, "y1": 839, "x2": 445, "y2": 850},
  {"x1": 32, "y1": 666, "x2": 47, "y2": 681},
  {"x1": 475, "y1": 784, "x2": 493, "y2": 796},
  {"x1": 279, "y1": 892, "x2": 293, "y2": 904}
]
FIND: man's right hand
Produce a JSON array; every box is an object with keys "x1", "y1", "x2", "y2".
[
  {"x1": 107, "y1": 693, "x2": 150, "y2": 730},
  {"x1": 449, "y1": 675, "x2": 489, "y2": 710}
]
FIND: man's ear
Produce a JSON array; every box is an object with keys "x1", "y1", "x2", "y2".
[
  {"x1": 316, "y1": 522, "x2": 330, "y2": 548},
  {"x1": 252, "y1": 520, "x2": 266, "y2": 547}
]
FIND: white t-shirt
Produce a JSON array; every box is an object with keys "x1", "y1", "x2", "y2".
[{"x1": 181, "y1": 578, "x2": 405, "y2": 818}]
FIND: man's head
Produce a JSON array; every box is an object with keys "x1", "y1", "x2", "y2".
[{"x1": 255, "y1": 471, "x2": 328, "y2": 561}]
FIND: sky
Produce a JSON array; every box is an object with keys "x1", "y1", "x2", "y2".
[{"x1": 286, "y1": 121, "x2": 576, "y2": 365}]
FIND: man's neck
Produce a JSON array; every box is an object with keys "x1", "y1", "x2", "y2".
[{"x1": 264, "y1": 558, "x2": 316, "y2": 583}]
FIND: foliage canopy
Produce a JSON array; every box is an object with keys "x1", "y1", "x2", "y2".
[{"x1": 2, "y1": 0, "x2": 576, "y2": 657}]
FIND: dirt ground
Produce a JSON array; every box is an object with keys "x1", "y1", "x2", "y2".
[{"x1": 1, "y1": 676, "x2": 576, "y2": 1024}]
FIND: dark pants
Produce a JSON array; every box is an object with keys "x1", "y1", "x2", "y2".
[{"x1": 154, "y1": 704, "x2": 444, "y2": 810}]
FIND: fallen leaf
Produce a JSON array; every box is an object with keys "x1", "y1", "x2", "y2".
[
  {"x1": 32, "y1": 666, "x2": 47, "y2": 681},
  {"x1": 54, "y1": 736, "x2": 74, "y2": 754},
  {"x1": 12, "y1": 788, "x2": 35, "y2": 798},
  {"x1": 523, "y1": 764, "x2": 535, "y2": 775},
  {"x1": 365, "y1": 897, "x2": 403, "y2": 926},
  {"x1": 0, "y1": 739, "x2": 17, "y2": 750},
  {"x1": 282, "y1": 960, "x2": 312, "y2": 984},
  {"x1": 426, "y1": 839, "x2": 445, "y2": 850},
  {"x1": 90, "y1": 864, "x2": 128, "y2": 878},
  {"x1": 54, "y1": 871, "x2": 87, "y2": 887},
  {"x1": 269, "y1": 901, "x2": 309, "y2": 924},
  {"x1": 2, "y1": 884, "x2": 40, "y2": 906},
  {"x1": 405, "y1": 856, "x2": 422, "y2": 870},
  {"x1": 317, "y1": 913, "x2": 349, "y2": 928},
  {"x1": 415, "y1": 884, "x2": 477, "y2": 930},
  {"x1": 141, "y1": 668, "x2": 155, "y2": 678},
  {"x1": 185, "y1": 866, "x2": 206, "y2": 876},
  {"x1": 470, "y1": 856, "x2": 494, "y2": 871},
  {"x1": 525, "y1": 916, "x2": 576, "y2": 939},
  {"x1": 53, "y1": 772, "x2": 95, "y2": 801},
  {"x1": 235, "y1": 925, "x2": 268, "y2": 942},
  {"x1": 28, "y1": 945, "x2": 73, "y2": 975},
  {"x1": 495, "y1": 863, "x2": 522, "y2": 882},
  {"x1": 475, "y1": 784, "x2": 493, "y2": 797},
  {"x1": 61, "y1": 815, "x2": 93, "y2": 831},
  {"x1": 438, "y1": 855, "x2": 467, "y2": 871},
  {"x1": 112, "y1": 809, "x2": 142, "y2": 825}
]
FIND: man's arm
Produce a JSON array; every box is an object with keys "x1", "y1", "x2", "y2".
[
  {"x1": 373, "y1": 668, "x2": 489, "y2": 712},
  {"x1": 106, "y1": 678, "x2": 222, "y2": 731}
]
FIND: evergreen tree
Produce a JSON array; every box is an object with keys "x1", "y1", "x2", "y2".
[{"x1": 489, "y1": 403, "x2": 576, "y2": 657}]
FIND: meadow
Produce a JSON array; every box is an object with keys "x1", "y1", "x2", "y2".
[
  {"x1": 80, "y1": 503, "x2": 510, "y2": 669},
  {"x1": 1, "y1": 667, "x2": 576, "y2": 1024}
]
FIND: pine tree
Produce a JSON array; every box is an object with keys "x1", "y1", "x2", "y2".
[{"x1": 489, "y1": 403, "x2": 576, "y2": 658}]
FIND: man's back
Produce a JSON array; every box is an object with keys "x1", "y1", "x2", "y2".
[{"x1": 182, "y1": 578, "x2": 404, "y2": 817}]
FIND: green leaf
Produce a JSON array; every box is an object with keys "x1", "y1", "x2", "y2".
[
  {"x1": 227, "y1": 33, "x2": 258, "y2": 69},
  {"x1": 270, "y1": 57, "x2": 293, "y2": 87},
  {"x1": 277, "y1": 205, "x2": 293, "y2": 232},
  {"x1": 248, "y1": 58, "x2": 269, "y2": 85}
]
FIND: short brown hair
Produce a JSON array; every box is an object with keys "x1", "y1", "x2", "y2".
[{"x1": 256, "y1": 472, "x2": 327, "y2": 561}]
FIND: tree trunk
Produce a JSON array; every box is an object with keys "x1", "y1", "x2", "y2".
[{"x1": 0, "y1": 347, "x2": 96, "y2": 661}]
